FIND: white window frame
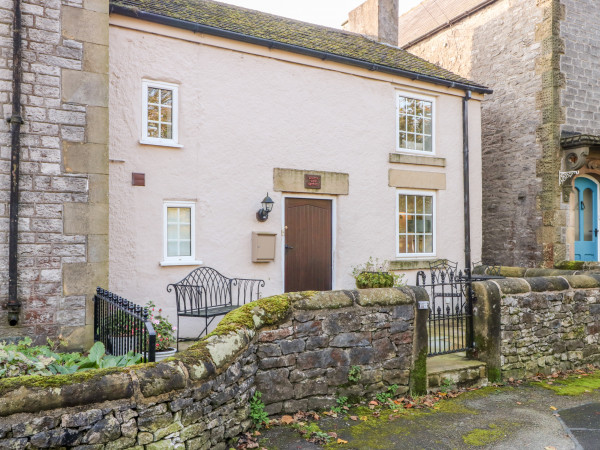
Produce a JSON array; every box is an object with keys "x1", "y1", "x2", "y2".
[
  {"x1": 396, "y1": 90, "x2": 436, "y2": 155},
  {"x1": 396, "y1": 190, "x2": 436, "y2": 258},
  {"x1": 141, "y1": 80, "x2": 181, "y2": 148},
  {"x1": 160, "y1": 201, "x2": 202, "y2": 266}
]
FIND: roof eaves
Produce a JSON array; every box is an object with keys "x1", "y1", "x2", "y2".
[{"x1": 109, "y1": 4, "x2": 492, "y2": 95}]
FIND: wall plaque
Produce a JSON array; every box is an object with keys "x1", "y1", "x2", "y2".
[
  {"x1": 132, "y1": 173, "x2": 145, "y2": 186},
  {"x1": 304, "y1": 174, "x2": 321, "y2": 189}
]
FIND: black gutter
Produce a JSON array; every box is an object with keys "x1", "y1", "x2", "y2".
[
  {"x1": 7, "y1": 0, "x2": 23, "y2": 326},
  {"x1": 109, "y1": 5, "x2": 492, "y2": 95},
  {"x1": 463, "y1": 91, "x2": 472, "y2": 277}
]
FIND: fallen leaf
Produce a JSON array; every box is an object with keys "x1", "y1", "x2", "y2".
[
  {"x1": 360, "y1": 416, "x2": 368, "y2": 421},
  {"x1": 313, "y1": 413, "x2": 320, "y2": 420},
  {"x1": 280, "y1": 415, "x2": 294, "y2": 425},
  {"x1": 550, "y1": 406, "x2": 557, "y2": 411},
  {"x1": 369, "y1": 400, "x2": 379, "y2": 406},
  {"x1": 337, "y1": 438, "x2": 348, "y2": 444},
  {"x1": 516, "y1": 402, "x2": 522, "y2": 405},
  {"x1": 509, "y1": 377, "x2": 514, "y2": 382},
  {"x1": 328, "y1": 432, "x2": 338, "y2": 439},
  {"x1": 349, "y1": 416, "x2": 358, "y2": 421},
  {"x1": 372, "y1": 411, "x2": 380, "y2": 417},
  {"x1": 544, "y1": 446, "x2": 557, "y2": 450},
  {"x1": 254, "y1": 431, "x2": 261, "y2": 436}
]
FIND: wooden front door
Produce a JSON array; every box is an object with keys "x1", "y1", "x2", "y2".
[{"x1": 284, "y1": 198, "x2": 332, "y2": 292}]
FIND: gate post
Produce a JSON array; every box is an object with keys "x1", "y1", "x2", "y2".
[
  {"x1": 470, "y1": 281, "x2": 502, "y2": 382},
  {"x1": 410, "y1": 287, "x2": 430, "y2": 395}
]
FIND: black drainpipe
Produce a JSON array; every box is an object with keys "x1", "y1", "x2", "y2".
[
  {"x1": 463, "y1": 90, "x2": 472, "y2": 278},
  {"x1": 7, "y1": 0, "x2": 23, "y2": 326}
]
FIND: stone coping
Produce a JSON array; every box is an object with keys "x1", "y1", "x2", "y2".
[
  {"x1": 0, "y1": 287, "x2": 425, "y2": 418},
  {"x1": 473, "y1": 274, "x2": 600, "y2": 294},
  {"x1": 473, "y1": 264, "x2": 600, "y2": 278}
]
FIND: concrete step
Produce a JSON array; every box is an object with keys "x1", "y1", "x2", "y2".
[{"x1": 427, "y1": 352, "x2": 487, "y2": 391}]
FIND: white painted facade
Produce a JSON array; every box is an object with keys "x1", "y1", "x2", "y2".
[{"x1": 108, "y1": 15, "x2": 483, "y2": 337}]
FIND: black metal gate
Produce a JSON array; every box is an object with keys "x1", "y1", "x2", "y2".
[{"x1": 416, "y1": 260, "x2": 473, "y2": 356}]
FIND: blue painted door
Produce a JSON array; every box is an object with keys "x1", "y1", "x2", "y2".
[{"x1": 574, "y1": 177, "x2": 598, "y2": 261}]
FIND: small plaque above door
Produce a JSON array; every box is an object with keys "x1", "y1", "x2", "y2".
[
  {"x1": 304, "y1": 174, "x2": 322, "y2": 189},
  {"x1": 273, "y1": 168, "x2": 349, "y2": 195}
]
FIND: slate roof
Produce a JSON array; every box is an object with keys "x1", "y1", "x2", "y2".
[
  {"x1": 398, "y1": 0, "x2": 497, "y2": 48},
  {"x1": 109, "y1": 0, "x2": 490, "y2": 93}
]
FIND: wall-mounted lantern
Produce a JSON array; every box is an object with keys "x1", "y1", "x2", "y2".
[{"x1": 256, "y1": 193, "x2": 274, "y2": 222}]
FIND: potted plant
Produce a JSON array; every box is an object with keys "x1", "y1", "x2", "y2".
[
  {"x1": 146, "y1": 301, "x2": 177, "y2": 361},
  {"x1": 351, "y1": 257, "x2": 406, "y2": 289}
]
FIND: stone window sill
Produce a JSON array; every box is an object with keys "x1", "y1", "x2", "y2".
[
  {"x1": 140, "y1": 139, "x2": 183, "y2": 148},
  {"x1": 389, "y1": 153, "x2": 446, "y2": 167},
  {"x1": 389, "y1": 259, "x2": 446, "y2": 271},
  {"x1": 159, "y1": 260, "x2": 203, "y2": 267}
]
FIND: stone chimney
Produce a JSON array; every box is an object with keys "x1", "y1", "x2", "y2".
[{"x1": 343, "y1": 0, "x2": 399, "y2": 46}]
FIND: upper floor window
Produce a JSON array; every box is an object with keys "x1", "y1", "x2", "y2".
[
  {"x1": 141, "y1": 80, "x2": 180, "y2": 147},
  {"x1": 397, "y1": 92, "x2": 434, "y2": 154}
]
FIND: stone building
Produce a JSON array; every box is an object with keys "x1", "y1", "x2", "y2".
[
  {"x1": 0, "y1": 0, "x2": 108, "y2": 347},
  {"x1": 347, "y1": 0, "x2": 600, "y2": 268}
]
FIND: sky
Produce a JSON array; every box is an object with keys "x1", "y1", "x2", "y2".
[{"x1": 223, "y1": 0, "x2": 425, "y2": 28}]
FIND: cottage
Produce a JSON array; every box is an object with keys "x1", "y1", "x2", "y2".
[{"x1": 108, "y1": 0, "x2": 488, "y2": 338}]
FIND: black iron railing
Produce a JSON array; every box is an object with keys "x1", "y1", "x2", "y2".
[
  {"x1": 417, "y1": 260, "x2": 473, "y2": 356},
  {"x1": 94, "y1": 287, "x2": 156, "y2": 362},
  {"x1": 167, "y1": 267, "x2": 264, "y2": 346}
]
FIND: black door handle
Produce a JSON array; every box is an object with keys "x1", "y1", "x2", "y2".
[
  {"x1": 596, "y1": 228, "x2": 599, "y2": 237},
  {"x1": 285, "y1": 244, "x2": 294, "y2": 250}
]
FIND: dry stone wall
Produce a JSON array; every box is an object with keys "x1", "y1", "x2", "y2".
[
  {"x1": 0, "y1": 0, "x2": 109, "y2": 347},
  {"x1": 473, "y1": 275, "x2": 600, "y2": 380},
  {"x1": 0, "y1": 288, "x2": 427, "y2": 449},
  {"x1": 255, "y1": 291, "x2": 419, "y2": 415}
]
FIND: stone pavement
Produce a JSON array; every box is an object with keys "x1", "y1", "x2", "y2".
[{"x1": 256, "y1": 381, "x2": 600, "y2": 449}]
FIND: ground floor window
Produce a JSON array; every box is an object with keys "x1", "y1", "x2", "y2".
[
  {"x1": 396, "y1": 190, "x2": 435, "y2": 257},
  {"x1": 163, "y1": 201, "x2": 195, "y2": 264}
]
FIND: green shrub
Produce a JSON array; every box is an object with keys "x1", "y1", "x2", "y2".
[
  {"x1": 351, "y1": 257, "x2": 406, "y2": 289},
  {"x1": 348, "y1": 365, "x2": 362, "y2": 383},
  {"x1": 249, "y1": 391, "x2": 269, "y2": 430}
]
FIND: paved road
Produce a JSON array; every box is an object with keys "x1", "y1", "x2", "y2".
[
  {"x1": 558, "y1": 403, "x2": 600, "y2": 450},
  {"x1": 257, "y1": 383, "x2": 600, "y2": 449}
]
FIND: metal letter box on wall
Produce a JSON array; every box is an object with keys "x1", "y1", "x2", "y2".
[{"x1": 252, "y1": 232, "x2": 277, "y2": 262}]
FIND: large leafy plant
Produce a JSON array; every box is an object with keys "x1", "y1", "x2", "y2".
[{"x1": 0, "y1": 338, "x2": 142, "y2": 379}]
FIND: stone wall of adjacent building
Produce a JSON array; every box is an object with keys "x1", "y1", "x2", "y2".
[
  {"x1": 405, "y1": 0, "x2": 571, "y2": 268},
  {"x1": 473, "y1": 275, "x2": 600, "y2": 380},
  {"x1": 0, "y1": 0, "x2": 108, "y2": 348},
  {"x1": 0, "y1": 288, "x2": 428, "y2": 449},
  {"x1": 560, "y1": 0, "x2": 600, "y2": 135}
]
